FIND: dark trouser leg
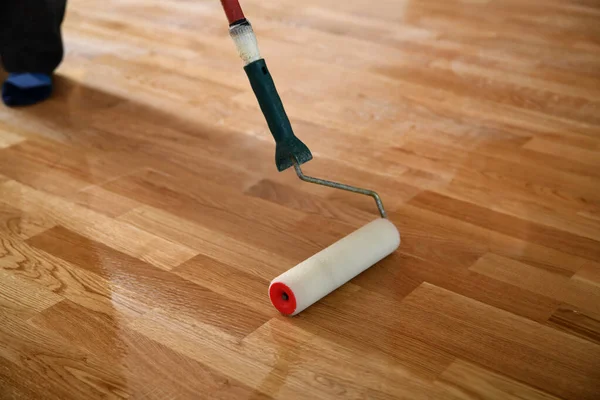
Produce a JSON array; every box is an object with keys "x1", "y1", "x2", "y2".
[{"x1": 0, "y1": 0, "x2": 67, "y2": 73}]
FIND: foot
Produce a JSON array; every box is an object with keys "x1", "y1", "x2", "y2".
[{"x1": 2, "y1": 73, "x2": 53, "y2": 107}]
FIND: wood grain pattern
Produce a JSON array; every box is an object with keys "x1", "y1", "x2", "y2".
[
  {"x1": 0, "y1": 201, "x2": 56, "y2": 240},
  {"x1": 69, "y1": 185, "x2": 142, "y2": 218},
  {"x1": 1, "y1": 0, "x2": 599, "y2": 398},
  {"x1": 394, "y1": 283, "x2": 600, "y2": 400},
  {"x1": 27, "y1": 225, "x2": 270, "y2": 339},
  {"x1": 547, "y1": 304, "x2": 600, "y2": 346},
  {"x1": 0, "y1": 312, "x2": 128, "y2": 398},
  {"x1": 0, "y1": 269, "x2": 63, "y2": 320},
  {"x1": 435, "y1": 359, "x2": 561, "y2": 400},
  {"x1": 0, "y1": 180, "x2": 198, "y2": 270},
  {"x1": 471, "y1": 253, "x2": 600, "y2": 314},
  {"x1": 0, "y1": 227, "x2": 149, "y2": 320},
  {"x1": 29, "y1": 300, "x2": 268, "y2": 400}
]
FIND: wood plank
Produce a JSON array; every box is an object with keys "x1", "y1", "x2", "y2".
[
  {"x1": 0, "y1": 229, "x2": 148, "y2": 320},
  {"x1": 0, "y1": 146, "x2": 91, "y2": 197},
  {"x1": 394, "y1": 283, "x2": 600, "y2": 400},
  {"x1": 273, "y1": 284, "x2": 456, "y2": 379},
  {"x1": 151, "y1": 208, "x2": 451, "y2": 381},
  {"x1": 436, "y1": 175, "x2": 600, "y2": 244},
  {"x1": 245, "y1": 179, "x2": 376, "y2": 226},
  {"x1": 0, "y1": 0, "x2": 599, "y2": 397},
  {"x1": 101, "y1": 169, "x2": 333, "y2": 264},
  {"x1": 129, "y1": 308, "x2": 316, "y2": 400},
  {"x1": 103, "y1": 168, "x2": 309, "y2": 237},
  {"x1": 0, "y1": 355, "x2": 75, "y2": 400},
  {"x1": 118, "y1": 205, "x2": 297, "y2": 281},
  {"x1": 29, "y1": 300, "x2": 271, "y2": 400},
  {"x1": 131, "y1": 308, "x2": 446, "y2": 399},
  {"x1": 173, "y1": 253, "x2": 273, "y2": 315},
  {"x1": 547, "y1": 304, "x2": 600, "y2": 346},
  {"x1": 68, "y1": 185, "x2": 141, "y2": 218},
  {"x1": 393, "y1": 200, "x2": 586, "y2": 277},
  {"x1": 435, "y1": 359, "x2": 561, "y2": 400},
  {"x1": 378, "y1": 63, "x2": 600, "y2": 125},
  {"x1": 0, "y1": 201, "x2": 55, "y2": 240},
  {"x1": 410, "y1": 190, "x2": 600, "y2": 260},
  {"x1": 471, "y1": 253, "x2": 600, "y2": 314},
  {"x1": 27, "y1": 225, "x2": 271, "y2": 339},
  {"x1": 1, "y1": 139, "x2": 135, "y2": 186},
  {"x1": 397, "y1": 137, "x2": 600, "y2": 217},
  {"x1": 487, "y1": 232, "x2": 589, "y2": 277},
  {"x1": 0, "y1": 180, "x2": 197, "y2": 271},
  {"x1": 0, "y1": 269, "x2": 63, "y2": 320},
  {"x1": 0, "y1": 312, "x2": 128, "y2": 398},
  {"x1": 523, "y1": 137, "x2": 600, "y2": 168},
  {"x1": 393, "y1": 252, "x2": 560, "y2": 322},
  {"x1": 241, "y1": 318, "x2": 446, "y2": 399},
  {"x1": 573, "y1": 262, "x2": 600, "y2": 287},
  {"x1": 409, "y1": 127, "x2": 600, "y2": 181}
]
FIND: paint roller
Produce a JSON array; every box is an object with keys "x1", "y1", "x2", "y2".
[{"x1": 220, "y1": 0, "x2": 401, "y2": 316}]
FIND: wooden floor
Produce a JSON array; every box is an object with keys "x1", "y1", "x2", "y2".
[{"x1": 1, "y1": 0, "x2": 600, "y2": 398}]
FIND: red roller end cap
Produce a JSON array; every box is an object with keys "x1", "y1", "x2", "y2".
[
  {"x1": 220, "y1": 0, "x2": 245, "y2": 25},
  {"x1": 269, "y1": 282, "x2": 297, "y2": 315}
]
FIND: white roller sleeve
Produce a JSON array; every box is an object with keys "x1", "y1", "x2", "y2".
[{"x1": 268, "y1": 218, "x2": 400, "y2": 316}]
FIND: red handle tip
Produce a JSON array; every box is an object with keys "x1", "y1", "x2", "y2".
[{"x1": 220, "y1": 0, "x2": 245, "y2": 24}]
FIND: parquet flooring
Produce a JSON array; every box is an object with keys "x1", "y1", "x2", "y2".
[{"x1": 1, "y1": 0, "x2": 599, "y2": 398}]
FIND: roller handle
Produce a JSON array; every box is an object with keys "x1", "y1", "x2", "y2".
[
  {"x1": 244, "y1": 59, "x2": 312, "y2": 171},
  {"x1": 220, "y1": 0, "x2": 245, "y2": 25}
]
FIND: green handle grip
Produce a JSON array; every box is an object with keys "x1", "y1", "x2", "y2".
[{"x1": 244, "y1": 58, "x2": 312, "y2": 171}]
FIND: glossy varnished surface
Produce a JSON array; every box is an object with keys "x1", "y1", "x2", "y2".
[{"x1": 1, "y1": 0, "x2": 600, "y2": 398}]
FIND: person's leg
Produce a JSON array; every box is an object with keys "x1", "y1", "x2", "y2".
[
  {"x1": 0, "y1": 1, "x2": 5, "y2": 71},
  {"x1": 1, "y1": 0, "x2": 67, "y2": 107}
]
